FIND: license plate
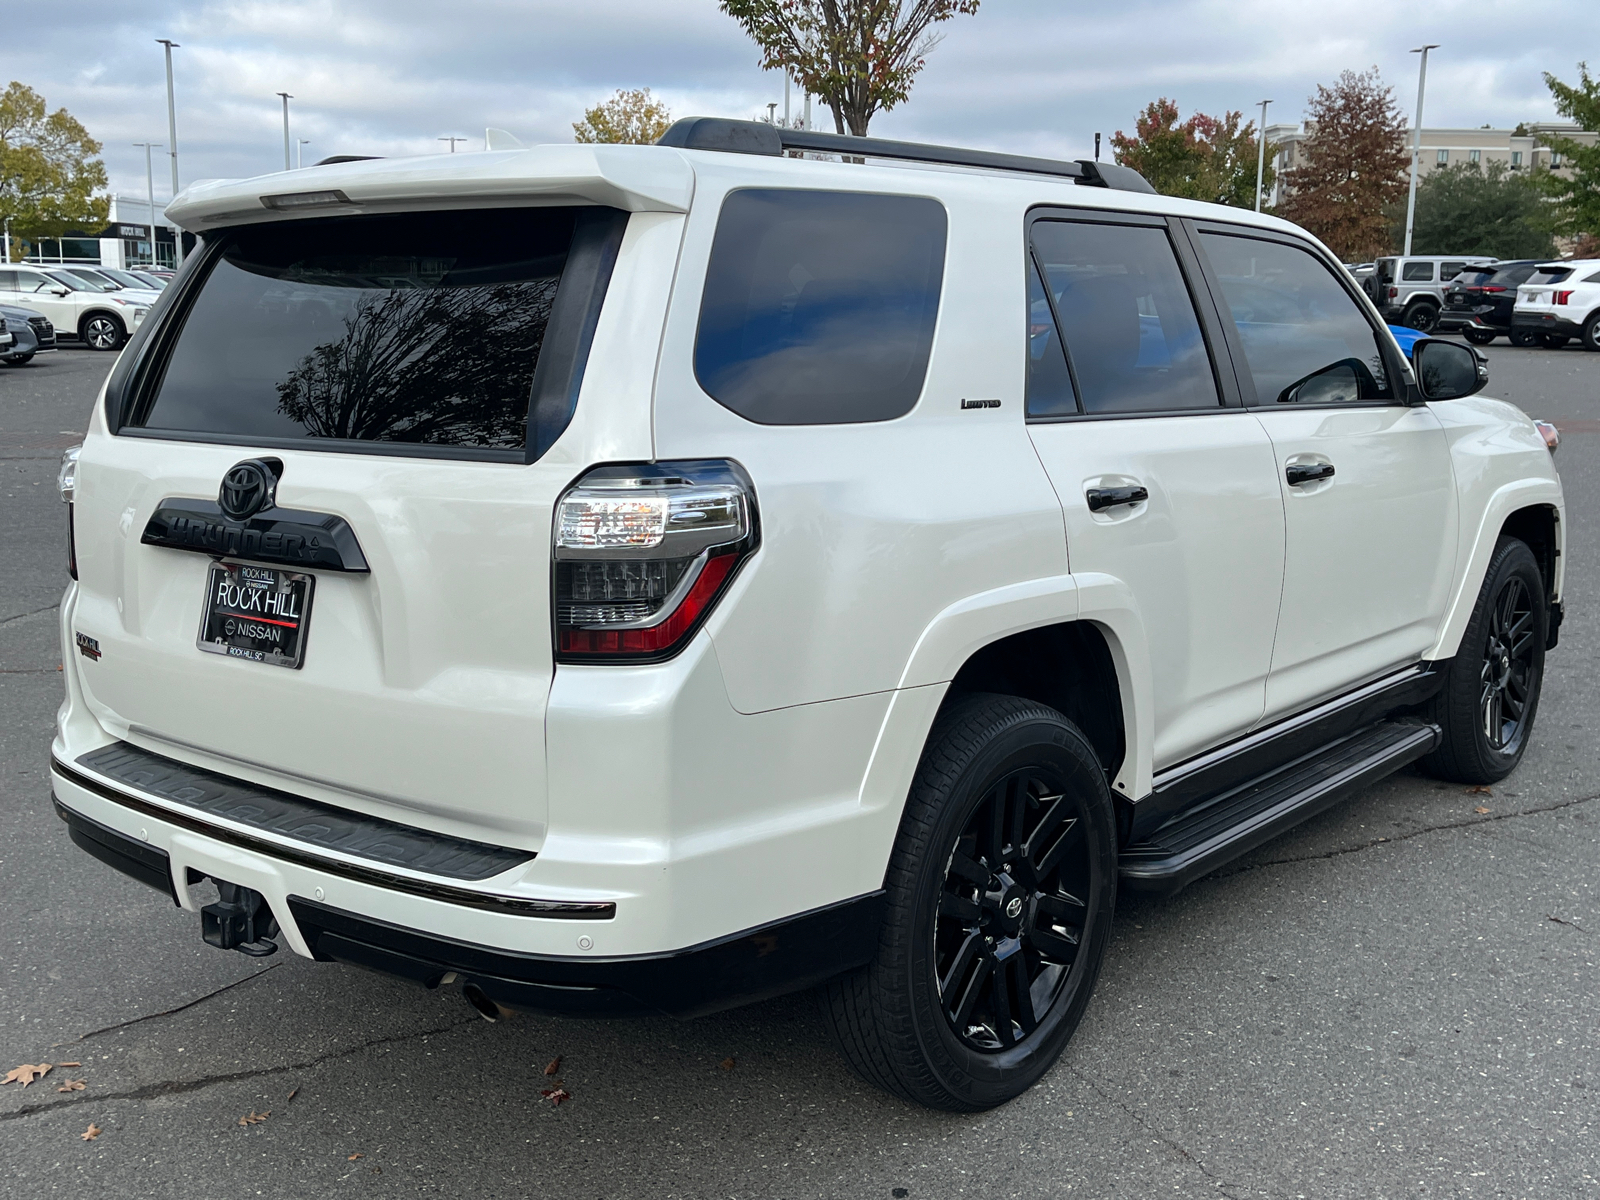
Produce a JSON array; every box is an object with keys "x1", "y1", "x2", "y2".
[{"x1": 197, "y1": 562, "x2": 314, "y2": 669}]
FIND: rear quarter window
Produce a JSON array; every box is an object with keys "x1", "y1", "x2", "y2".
[
  {"x1": 1401, "y1": 261, "x2": 1435, "y2": 282},
  {"x1": 127, "y1": 208, "x2": 592, "y2": 455},
  {"x1": 693, "y1": 189, "x2": 947, "y2": 425}
]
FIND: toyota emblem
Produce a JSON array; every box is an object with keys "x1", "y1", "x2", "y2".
[
  {"x1": 1005, "y1": 897, "x2": 1024, "y2": 920},
  {"x1": 218, "y1": 460, "x2": 277, "y2": 521}
]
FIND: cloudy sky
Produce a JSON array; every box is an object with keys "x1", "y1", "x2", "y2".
[{"x1": 18, "y1": 0, "x2": 1598, "y2": 210}]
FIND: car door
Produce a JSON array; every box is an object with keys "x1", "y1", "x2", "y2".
[
  {"x1": 1024, "y1": 211, "x2": 1286, "y2": 769},
  {"x1": 11, "y1": 268, "x2": 78, "y2": 332},
  {"x1": 1187, "y1": 223, "x2": 1457, "y2": 722}
]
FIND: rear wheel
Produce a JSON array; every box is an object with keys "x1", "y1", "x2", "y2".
[
  {"x1": 820, "y1": 694, "x2": 1118, "y2": 1111},
  {"x1": 1509, "y1": 328, "x2": 1539, "y2": 347},
  {"x1": 1402, "y1": 303, "x2": 1438, "y2": 332},
  {"x1": 1583, "y1": 312, "x2": 1600, "y2": 352},
  {"x1": 2, "y1": 353, "x2": 34, "y2": 365},
  {"x1": 1538, "y1": 333, "x2": 1570, "y2": 349},
  {"x1": 1419, "y1": 537, "x2": 1546, "y2": 784},
  {"x1": 81, "y1": 314, "x2": 125, "y2": 351},
  {"x1": 1463, "y1": 329, "x2": 1496, "y2": 346}
]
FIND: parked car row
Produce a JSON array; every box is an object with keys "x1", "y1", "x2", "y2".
[
  {"x1": 0, "y1": 262, "x2": 168, "y2": 352},
  {"x1": 1351, "y1": 255, "x2": 1600, "y2": 350}
]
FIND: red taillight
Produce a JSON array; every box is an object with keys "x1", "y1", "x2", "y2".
[
  {"x1": 1479, "y1": 285, "x2": 1506, "y2": 293},
  {"x1": 1555, "y1": 290, "x2": 1574, "y2": 305},
  {"x1": 553, "y1": 460, "x2": 758, "y2": 664},
  {"x1": 1387, "y1": 286, "x2": 1399, "y2": 299}
]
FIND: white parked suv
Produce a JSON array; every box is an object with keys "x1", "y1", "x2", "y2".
[
  {"x1": 50, "y1": 119, "x2": 1565, "y2": 1111},
  {"x1": 1512, "y1": 259, "x2": 1600, "y2": 350},
  {"x1": 0, "y1": 264, "x2": 150, "y2": 349}
]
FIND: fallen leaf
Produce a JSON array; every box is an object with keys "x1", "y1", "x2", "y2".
[
  {"x1": 287, "y1": 1088, "x2": 297, "y2": 1102},
  {"x1": 1474, "y1": 806, "x2": 1491, "y2": 814},
  {"x1": 544, "y1": 1056, "x2": 561, "y2": 1076},
  {"x1": 720, "y1": 1057, "x2": 736, "y2": 1071},
  {"x1": 81, "y1": 1124, "x2": 101, "y2": 1141},
  {"x1": 238, "y1": 1110, "x2": 270, "y2": 1126},
  {"x1": 56, "y1": 1079, "x2": 86, "y2": 1093},
  {"x1": 1467, "y1": 785, "x2": 1493, "y2": 795},
  {"x1": 57, "y1": 1062, "x2": 81, "y2": 1068},
  {"x1": 4, "y1": 1063, "x2": 52, "y2": 1086},
  {"x1": 347, "y1": 1153, "x2": 364, "y2": 1161},
  {"x1": 540, "y1": 1087, "x2": 571, "y2": 1106}
]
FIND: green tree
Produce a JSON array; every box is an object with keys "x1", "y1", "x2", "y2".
[
  {"x1": 1112, "y1": 99, "x2": 1274, "y2": 207},
  {"x1": 573, "y1": 88, "x2": 674, "y2": 145},
  {"x1": 1403, "y1": 161, "x2": 1556, "y2": 258},
  {"x1": 1277, "y1": 68, "x2": 1410, "y2": 260},
  {"x1": 1537, "y1": 62, "x2": 1600, "y2": 240},
  {"x1": 0, "y1": 82, "x2": 108, "y2": 239},
  {"x1": 718, "y1": 0, "x2": 980, "y2": 136}
]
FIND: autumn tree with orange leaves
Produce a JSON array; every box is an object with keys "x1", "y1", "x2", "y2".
[
  {"x1": 719, "y1": 0, "x2": 980, "y2": 136},
  {"x1": 1112, "y1": 98, "x2": 1274, "y2": 208},
  {"x1": 1277, "y1": 68, "x2": 1411, "y2": 260}
]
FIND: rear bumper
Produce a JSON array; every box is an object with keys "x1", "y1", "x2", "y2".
[
  {"x1": 1512, "y1": 312, "x2": 1583, "y2": 337},
  {"x1": 52, "y1": 777, "x2": 884, "y2": 1018}
]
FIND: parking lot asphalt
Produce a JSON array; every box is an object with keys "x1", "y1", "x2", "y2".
[{"x1": 1, "y1": 345, "x2": 1595, "y2": 1199}]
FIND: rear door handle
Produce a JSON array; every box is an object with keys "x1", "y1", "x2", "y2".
[
  {"x1": 1085, "y1": 484, "x2": 1149, "y2": 512},
  {"x1": 1285, "y1": 462, "x2": 1335, "y2": 487}
]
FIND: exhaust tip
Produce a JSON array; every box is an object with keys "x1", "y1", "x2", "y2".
[{"x1": 461, "y1": 982, "x2": 500, "y2": 1022}]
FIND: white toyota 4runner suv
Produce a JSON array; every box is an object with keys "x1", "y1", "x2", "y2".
[{"x1": 51, "y1": 118, "x2": 1564, "y2": 1112}]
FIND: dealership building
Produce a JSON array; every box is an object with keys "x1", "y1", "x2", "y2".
[{"x1": 24, "y1": 194, "x2": 181, "y2": 270}]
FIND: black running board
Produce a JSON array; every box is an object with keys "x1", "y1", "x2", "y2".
[{"x1": 1119, "y1": 720, "x2": 1441, "y2": 895}]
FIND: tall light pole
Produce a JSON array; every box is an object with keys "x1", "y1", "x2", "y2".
[
  {"x1": 438, "y1": 136, "x2": 467, "y2": 152},
  {"x1": 298, "y1": 138, "x2": 310, "y2": 168},
  {"x1": 276, "y1": 93, "x2": 293, "y2": 171},
  {"x1": 1254, "y1": 99, "x2": 1272, "y2": 212},
  {"x1": 1403, "y1": 44, "x2": 1439, "y2": 257},
  {"x1": 133, "y1": 142, "x2": 161, "y2": 267},
  {"x1": 157, "y1": 39, "x2": 182, "y2": 263}
]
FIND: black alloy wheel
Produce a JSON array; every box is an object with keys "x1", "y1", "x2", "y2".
[
  {"x1": 1538, "y1": 333, "x2": 1570, "y2": 350},
  {"x1": 1464, "y1": 328, "x2": 1496, "y2": 346},
  {"x1": 1420, "y1": 536, "x2": 1547, "y2": 784},
  {"x1": 1509, "y1": 328, "x2": 1539, "y2": 347},
  {"x1": 1479, "y1": 574, "x2": 1538, "y2": 758},
  {"x1": 81, "y1": 314, "x2": 125, "y2": 351},
  {"x1": 1403, "y1": 303, "x2": 1438, "y2": 332},
  {"x1": 821, "y1": 694, "x2": 1117, "y2": 1111},
  {"x1": 935, "y1": 767, "x2": 1092, "y2": 1052}
]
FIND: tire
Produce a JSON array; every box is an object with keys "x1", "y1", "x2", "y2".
[
  {"x1": 1418, "y1": 537, "x2": 1547, "y2": 784},
  {"x1": 1402, "y1": 303, "x2": 1438, "y2": 332},
  {"x1": 1463, "y1": 329, "x2": 1496, "y2": 346},
  {"x1": 1509, "y1": 328, "x2": 1539, "y2": 347},
  {"x1": 1538, "y1": 334, "x2": 1570, "y2": 349},
  {"x1": 1583, "y1": 312, "x2": 1600, "y2": 352},
  {"x1": 820, "y1": 693, "x2": 1118, "y2": 1111},
  {"x1": 1, "y1": 353, "x2": 34, "y2": 365},
  {"x1": 80, "y1": 313, "x2": 125, "y2": 351}
]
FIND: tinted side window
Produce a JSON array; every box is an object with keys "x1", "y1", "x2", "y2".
[
  {"x1": 1030, "y1": 220, "x2": 1218, "y2": 414},
  {"x1": 0, "y1": 270, "x2": 16, "y2": 289},
  {"x1": 1586, "y1": 270, "x2": 1600, "y2": 284},
  {"x1": 1401, "y1": 261, "x2": 1434, "y2": 281},
  {"x1": 695, "y1": 189, "x2": 946, "y2": 425},
  {"x1": 1198, "y1": 232, "x2": 1394, "y2": 406},
  {"x1": 1025, "y1": 257, "x2": 1077, "y2": 417},
  {"x1": 134, "y1": 208, "x2": 576, "y2": 452},
  {"x1": 1440, "y1": 261, "x2": 1468, "y2": 280}
]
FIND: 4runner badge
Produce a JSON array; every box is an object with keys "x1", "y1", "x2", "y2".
[
  {"x1": 961, "y1": 398, "x2": 1001, "y2": 410},
  {"x1": 75, "y1": 632, "x2": 102, "y2": 661}
]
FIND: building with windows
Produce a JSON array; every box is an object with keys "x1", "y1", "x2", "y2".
[
  {"x1": 1264, "y1": 122, "x2": 1597, "y2": 209},
  {"x1": 23, "y1": 195, "x2": 180, "y2": 270}
]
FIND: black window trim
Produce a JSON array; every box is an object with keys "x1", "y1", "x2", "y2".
[
  {"x1": 1180, "y1": 218, "x2": 1415, "y2": 411},
  {"x1": 106, "y1": 204, "x2": 629, "y2": 466},
  {"x1": 1023, "y1": 205, "x2": 1241, "y2": 425}
]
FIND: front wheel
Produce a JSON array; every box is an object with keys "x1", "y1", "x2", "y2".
[
  {"x1": 2, "y1": 352, "x2": 34, "y2": 365},
  {"x1": 1402, "y1": 303, "x2": 1438, "y2": 332},
  {"x1": 820, "y1": 694, "x2": 1118, "y2": 1111},
  {"x1": 1538, "y1": 333, "x2": 1570, "y2": 349},
  {"x1": 1464, "y1": 329, "x2": 1496, "y2": 346},
  {"x1": 1509, "y1": 328, "x2": 1539, "y2": 347},
  {"x1": 81, "y1": 314, "x2": 125, "y2": 351},
  {"x1": 1419, "y1": 537, "x2": 1546, "y2": 784}
]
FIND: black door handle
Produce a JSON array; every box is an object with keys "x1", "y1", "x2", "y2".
[
  {"x1": 1285, "y1": 462, "x2": 1335, "y2": 487},
  {"x1": 1086, "y1": 485, "x2": 1149, "y2": 512}
]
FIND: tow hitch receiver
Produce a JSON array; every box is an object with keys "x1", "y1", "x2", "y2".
[{"x1": 201, "y1": 881, "x2": 280, "y2": 957}]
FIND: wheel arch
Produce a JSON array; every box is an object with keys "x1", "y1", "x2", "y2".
[{"x1": 77, "y1": 308, "x2": 126, "y2": 340}]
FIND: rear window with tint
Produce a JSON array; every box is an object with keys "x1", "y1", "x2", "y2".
[
  {"x1": 1488, "y1": 264, "x2": 1539, "y2": 287},
  {"x1": 694, "y1": 189, "x2": 947, "y2": 425},
  {"x1": 133, "y1": 209, "x2": 576, "y2": 452},
  {"x1": 1528, "y1": 268, "x2": 1572, "y2": 285}
]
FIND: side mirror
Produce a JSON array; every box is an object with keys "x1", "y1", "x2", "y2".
[
  {"x1": 1276, "y1": 357, "x2": 1377, "y2": 405},
  {"x1": 52, "y1": 287, "x2": 71, "y2": 297},
  {"x1": 1412, "y1": 338, "x2": 1487, "y2": 401}
]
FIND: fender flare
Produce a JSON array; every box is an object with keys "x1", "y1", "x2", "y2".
[
  {"x1": 860, "y1": 572, "x2": 1154, "y2": 817},
  {"x1": 1427, "y1": 478, "x2": 1565, "y2": 661}
]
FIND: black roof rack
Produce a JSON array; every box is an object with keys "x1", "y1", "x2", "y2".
[{"x1": 655, "y1": 117, "x2": 1155, "y2": 194}]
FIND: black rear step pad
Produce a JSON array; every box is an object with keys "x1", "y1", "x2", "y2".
[{"x1": 1120, "y1": 720, "x2": 1441, "y2": 895}]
